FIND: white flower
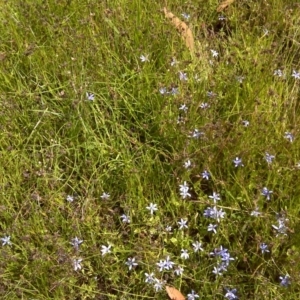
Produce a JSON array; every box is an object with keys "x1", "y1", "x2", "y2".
[
  {"x1": 146, "y1": 203, "x2": 158, "y2": 214},
  {"x1": 153, "y1": 278, "x2": 164, "y2": 291},
  {"x1": 0, "y1": 236, "x2": 11, "y2": 246},
  {"x1": 189, "y1": 129, "x2": 204, "y2": 139},
  {"x1": 73, "y1": 258, "x2": 83, "y2": 271},
  {"x1": 181, "y1": 13, "x2": 190, "y2": 20},
  {"x1": 292, "y1": 70, "x2": 300, "y2": 79},
  {"x1": 86, "y1": 92, "x2": 95, "y2": 101},
  {"x1": 170, "y1": 57, "x2": 177, "y2": 66},
  {"x1": 181, "y1": 249, "x2": 189, "y2": 259},
  {"x1": 179, "y1": 181, "x2": 191, "y2": 199},
  {"x1": 179, "y1": 104, "x2": 188, "y2": 112},
  {"x1": 70, "y1": 237, "x2": 83, "y2": 250},
  {"x1": 125, "y1": 257, "x2": 138, "y2": 270},
  {"x1": 250, "y1": 207, "x2": 261, "y2": 217},
  {"x1": 183, "y1": 159, "x2": 192, "y2": 168},
  {"x1": 187, "y1": 290, "x2": 200, "y2": 300},
  {"x1": 100, "y1": 192, "x2": 110, "y2": 200},
  {"x1": 145, "y1": 272, "x2": 155, "y2": 284},
  {"x1": 178, "y1": 218, "x2": 188, "y2": 230},
  {"x1": 192, "y1": 241, "x2": 204, "y2": 252},
  {"x1": 242, "y1": 120, "x2": 250, "y2": 127},
  {"x1": 174, "y1": 266, "x2": 184, "y2": 276},
  {"x1": 179, "y1": 71, "x2": 188, "y2": 81},
  {"x1": 211, "y1": 49, "x2": 219, "y2": 57},
  {"x1": 101, "y1": 244, "x2": 112, "y2": 256},
  {"x1": 66, "y1": 195, "x2": 74, "y2": 202},
  {"x1": 207, "y1": 223, "x2": 218, "y2": 234},
  {"x1": 140, "y1": 54, "x2": 149, "y2": 62},
  {"x1": 120, "y1": 214, "x2": 130, "y2": 223},
  {"x1": 209, "y1": 192, "x2": 220, "y2": 203},
  {"x1": 156, "y1": 256, "x2": 175, "y2": 271},
  {"x1": 165, "y1": 225, "x2": 172, "y2": 232}
]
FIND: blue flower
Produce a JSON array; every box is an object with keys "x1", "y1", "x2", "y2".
[
  {"x1": 279, "y1": 275, "x2": 291, "y2": 287},
  {"x1": 179, "y1": 71, "x2": 188, "y2": 81},
  {"x1": 260, "y1": 243, "x2": 270, "y2": 254},
  {"x1": 187, "y1": 290, "x2": 200, "y2": 300},
  {"x1": 225, "y1": 288, "x2": 238, "y2": 299},
  {"x1": 201, "y1": 170, "x2": 210, "y2": 180},
  {"x1": 86, "y1": 92, "x2": 95, "y2": 101},
  {"x1": 125, "y1": 257, "x2": 138, "y2": 270},
  {"x1": 70, "y1": 237, "x2": 83, "y2": 251},
  {"x1": 265, "y1": 152, "x2": 275, "y2": 164},
  {"x1": 233, "y1": 157, "x2": 244, "y2": 167},
  {"x1": 120, "y1": 214, "x2": 130, "y2": 223},
  {"x1": 261, "y1": 187, "x2": 273, "y2": 200}
]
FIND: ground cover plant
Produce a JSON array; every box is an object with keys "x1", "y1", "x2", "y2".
[{"x1": 1, "y1": 0, "x2": 300, "y2": 299}]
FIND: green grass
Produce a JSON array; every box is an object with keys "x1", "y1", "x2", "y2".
[{"x1": 1, "y1": 0, "x2": 300, "y2": 299}]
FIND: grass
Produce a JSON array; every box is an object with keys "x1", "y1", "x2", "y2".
[{"x1": 1, "y1": 0, "x2": 300, "y2": 299}]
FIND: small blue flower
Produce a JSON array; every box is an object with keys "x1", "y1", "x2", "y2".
[
  {"x1": 189, "y1": 129, "x2": 204, "y2": 139},
  {"x1": 179, "y1": 104, "x2": 188, "y2": 112},
  {"x1": 265, "y1": 152, "x2": 275, "y2": 164},
  {"x1": 144, "y1": 272, "x2": 155, "y2": 284},
  {"x1": 70, "y1": 237, "x2": 83, "y2": 251},
  {"x1": 125, "y1": 257, "x2": 138, "y2": 270},
  {"x1": 201, "y1": 170, "x2": 210, "y2": 180},
  {"x1": 120, "y1": 214, "x2": 130, "y2": 223},
  {"x1": 225, "y1": 288, "x2": 238, "y2": 299},
  {"x1": 86, "y1": 92, "x2": 95, "y2": 101},
  {"x1": 179, "y1": 71, "x2": 188, "y2": 81},
  {"x1": 279, "y1": 275, "x2": 291, "y2": 287},
  {"x1": 260, "y1": 243, "x2": 270, "y2": 254},
  {"x1": 261, "y1": 187, "x2": 273, "y2": 200},
  {"x1": 272, "y1": 218, "x2": 288, "y2": 236},
  {"x1": 233, "y1": 157, "x2": 244, "y2": 167},
  {"x1": 187, "y1": 290, "x2": 200, "y2": 300},
  {"x1": 170, "y1": 87, "x2": 179, "y2": 95}
]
